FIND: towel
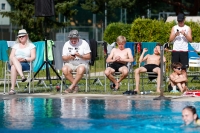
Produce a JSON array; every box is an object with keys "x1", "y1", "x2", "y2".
[
  {"x1": 125, "y1": 42, "x2": 136, "y2": 65},
  {"x1": 33, "y1": 41, "x2": 45, "y2": 72},
  {"x1": 0, "y1": 40, "x2": 9, "y2": 62},
  {"x1": 140, "y1": 42, "x2": 157, "y2": 66}
]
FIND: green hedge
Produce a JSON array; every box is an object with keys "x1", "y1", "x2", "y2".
[
  {"x1": 103, "y1": 22, "x2": 131, "y2": 44},
  {"x1": 104, "y1": 18, "x2": 200, "y2": 44},
  {"x1": 185, "y1": 21, "x2": 200, "y2": 42}
]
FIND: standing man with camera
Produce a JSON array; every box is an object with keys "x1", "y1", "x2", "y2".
[
  {"x1": 62, "y1": 30, "x2": 91, "y2": 93},
  {"x1": 169, "y1": 13, "x2": 192, "y2": 77}
]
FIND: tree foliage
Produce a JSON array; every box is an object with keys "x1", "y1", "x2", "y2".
[
  {"x1": 81, "y1": 0, "x2": 200, "y2": 23},
  {"x1": 0, "y1": 0, "x2": 200, "y2": 41},
  {"x1": 104, "y1": 18, "x2": 200, "y2": 44},
  {"x1": 103, "y1": 22, "x2": 131, "y2": 43},
  {"x1": 0, "y1": 0, "x2": 78, "y2": 41}
]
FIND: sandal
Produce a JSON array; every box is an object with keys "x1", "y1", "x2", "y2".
[
  {"x1": 113, "y1": 87, "x2": 120, "y2": 91},
  {"x1": 21, "y1": 76, "x2": 27, "y2": 82},
  {"x1": 73, "y1": 85, "x2": 79, "y2": 93},
  {"x1": 64, "y1": 88, "x2": 73, "y2": 94},
  {"x1": 9, "y1": 89, "x2": 16, "y2": 95}
]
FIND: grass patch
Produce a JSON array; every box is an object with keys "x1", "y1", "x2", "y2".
[{"x1": 1, "y1": 75, "x2": 200, "y2": 96}]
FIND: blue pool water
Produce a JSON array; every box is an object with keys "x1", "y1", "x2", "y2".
[{"x1": 0, "y1": 98, "x2": 200, "y2": 133}]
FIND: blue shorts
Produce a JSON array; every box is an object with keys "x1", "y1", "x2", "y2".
[{"x1": 8, "y1": 62, "x2": 30, "y2": 71}]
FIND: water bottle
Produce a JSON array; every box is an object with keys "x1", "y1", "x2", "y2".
[
  {"x1": 172, "y1": 86, "x2": 176, "y2": 91},
  {"x1": 140, "y1": 91, "x2": 153, "y2": 95}
]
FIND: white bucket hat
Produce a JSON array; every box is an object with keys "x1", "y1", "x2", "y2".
[{"x1": 17, "y1": 29, "x2": 28, "y2": 37}]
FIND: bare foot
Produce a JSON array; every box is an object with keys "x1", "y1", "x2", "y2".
[
  {"x1": 114, "y1": 82, "x2": 120, "y2": 90},
  {"x1": 156, "y1": 89, "x2": 161, "y2": 93},
  {"x1": 134, "y1": 89, "x2": 140, "y2": 94},
  {"x1": 183, "y1": 86, "x2": 188, "y2": 92}
]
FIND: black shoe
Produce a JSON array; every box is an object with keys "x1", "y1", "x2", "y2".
[
  {"x1": 110, "y1": 82, "x2": 115, "y2": 89},
  {"x1": 130, "y1": 91, "x2": 138, "y2": 95},
  {"x1": 22, "y1": 77, "x2": 27, "y2": 82},
  {"x1": 123, "y1": 90, "x2": 131, "y2": 95}
]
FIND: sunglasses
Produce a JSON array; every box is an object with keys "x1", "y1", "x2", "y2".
[
  {"x1": 175, "y1": 67, "x2": 182, "y2": 70},
  {"x1": 18, "y1": 36, "x2": 25, "y2": 39}
]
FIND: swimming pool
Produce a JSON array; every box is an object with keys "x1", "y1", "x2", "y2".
[{"x1": 0, "y1": 97, "x2": 199, "y2": 133}]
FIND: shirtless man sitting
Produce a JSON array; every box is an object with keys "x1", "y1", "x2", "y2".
[
  {"x1": 104, "y1": 35, "x2": 134, "y2": 91},
  {"x1": 134, "y1": 45, "x2": 166, "y2": 93}
]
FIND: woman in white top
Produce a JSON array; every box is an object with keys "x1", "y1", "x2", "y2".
[{"x1": 9, "y1": 29, "x2": 36, "y2": 94}]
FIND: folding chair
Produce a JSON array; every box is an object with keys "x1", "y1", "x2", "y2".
[
  {"x1": 187, "y1": 43, "x2": 200, "y2": 82},
  {"x1": 4, "y1": 61, "x2": 34, "y2": 94},
  {"x1": 3, "y1": 41, "x2": 35, "y2": 94},
  {"x1": 139, "y1": 43, "x2": 167, "y2": 92},
  {"x1": 104, "y1": 62, "x2": 133, "y2": 92},
  {"x1": 60, "y1": 63, "x2": 90, "y2": 93},
  {"x1": 53, "y1": 41, "x2": 90, "y2": 93},
  {"x1": 140, "y1": 62, "x2": 166, "y2": 92},
  {"x1": 187, "y1": 57, "x2": 200, "y2": 82}
]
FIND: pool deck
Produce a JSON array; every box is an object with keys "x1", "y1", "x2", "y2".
[{"x1": 0, "y1": 93, "x2": 200, "y2": 101}]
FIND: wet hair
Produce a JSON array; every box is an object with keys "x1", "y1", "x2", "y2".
[
  {"x1": 183, "y1": 106, "x2": 199, "y2": 120},
  {"x1": 116, "y1": 35, "x2": 126, "y2": 43},
  {"x1": 171, "y1": 62, "x2": 182, "y2": 70}
]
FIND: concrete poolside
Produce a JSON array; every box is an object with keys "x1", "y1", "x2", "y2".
[{"x1": 0, "y1": 93, "x2": 200, "y2": 101}]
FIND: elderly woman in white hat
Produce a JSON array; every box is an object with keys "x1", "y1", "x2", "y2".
[{"x1": 8, "y1": 29, "x2": 36, "y2": 94}]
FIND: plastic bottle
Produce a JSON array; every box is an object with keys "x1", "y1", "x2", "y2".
[{"x1": 140, "y1": 91, "x2": 153, "y2": 95}]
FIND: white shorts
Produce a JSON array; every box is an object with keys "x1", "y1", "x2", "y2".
[{"x1": 64, "y1": 63, "x2": 88, "y2": 72}]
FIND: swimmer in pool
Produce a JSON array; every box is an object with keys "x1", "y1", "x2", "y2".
[{"x1": 182, "y1": 105, "x2": 200, "y2": 126}]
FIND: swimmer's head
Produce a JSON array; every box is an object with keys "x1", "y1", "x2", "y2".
[{"x1": 182, "y1": 106, "x2": 199, "y2": 126}]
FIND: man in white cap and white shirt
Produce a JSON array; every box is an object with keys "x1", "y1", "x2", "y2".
[
  {"x1": 169, "y1": 13, "x2": 192, "y2": 77},
  {"x1": 62, "y1": 29, "x2": 91, "y2": 93}
]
